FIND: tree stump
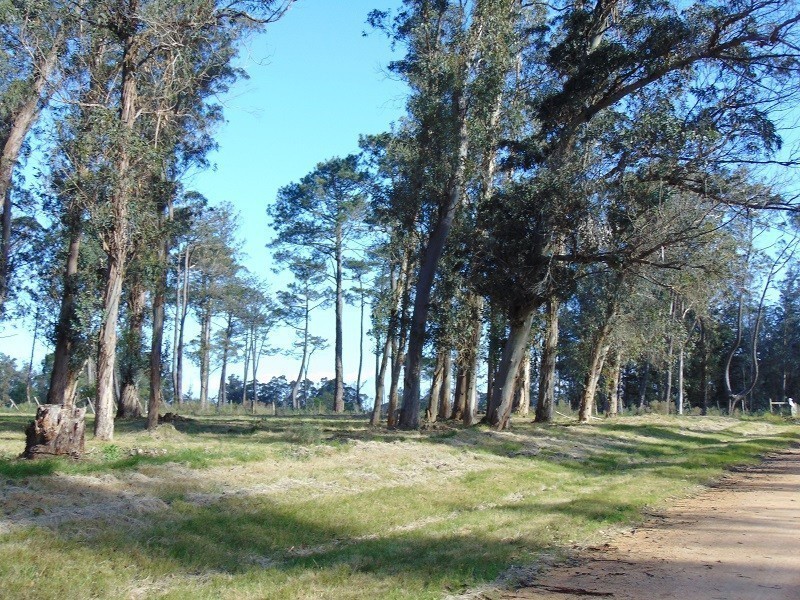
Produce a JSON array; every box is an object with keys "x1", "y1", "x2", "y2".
[{"x1": 23, "y1": 404, "x2": 86, "y2": 459}]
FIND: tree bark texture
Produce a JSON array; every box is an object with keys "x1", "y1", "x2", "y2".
[
  {"x1": 371, "y1": 331, "x2": 392, "y2": 426},
  {"x1": 578, "y1": 274, "x2": 624, "y2": 422},
  {"x1": 489, "y1": 306, "x2": 537, "y2": 430},
  {"x1": 94, "y1": 28, "x2": 138, "y2": 441},
  {"x1": 198, "y1": 295, "x2": 212, "y2": 411},
  {"x1": 148, "y1": 230, "x2": 169, "y2": 430},
  {"x1": 173, "y1": 246, "x2": 190, "y2": 405},
  {"x1": 607, "y1": 351, "x2": 622, "y2": 416},
  {"x1": 425, "y1": 347, "x2": 445, "y2": 422},
  {"x1": 437, "y1": 349, "x2": 452, "y2": 421},
  {"x1": 451, "y1": 365, "x2": 467, "y2": 422},
  {"x1": 462, "y1": 294, "x2": 484, "y2": 426},
  {"x1": 515, "y1": 350, "x2": 531, "y2": 417},
  {"x1": 334, "y1": 226, "x2": 345, "y2": 412},
  {"x1": 578, "y1": 341, "x2": 610, "y2": 422},
  {"x1": 118, "y1": 284, "x2": 146, "y2": 419},
  {"x1": 95, "y1": 255, "x2": 125, "y2": 440},
  {"x1": 535, "y1": 298, "x2": 560, "y2": 423}
]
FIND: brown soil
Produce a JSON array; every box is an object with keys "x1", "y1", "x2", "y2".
[{"x1": 505, "y1": 447, "x2": 800, "y2": 600}]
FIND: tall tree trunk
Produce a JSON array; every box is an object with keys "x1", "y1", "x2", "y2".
[
  {"x1": 578, "y1": 340, "x2": 611, "y2": 423},
  {"x1": 515, "y1": 350, "x2": 531, "y2": 417},
  {"x1": 425, "y1": 347, "x2": 445, "y2": 422},
  {"x1": 333, "y1": 226, "x2": 345, "y2": 412},
  {"x1": 578, "y1": 274, "x2": 624, "y2": 422},
  {"x1": 399, "y1": 80, "x2": 471, "y2": 430},
  {"x1": 333, "y1": 230, "x2": 344, "y2": 413},
  {"x1": 198, "y1": 297, "x2": 212, "y2": 411},
  {"x1": 95, "y1": 24, "x2": 139, "y2": 441},
  {"x1": 118, "y1": 283, "x2": 146, "y2": 418},
  {"x1": 289, "y1": 299, "x2": 309, "y2": 410},
  {"x1": 371, "y1": 331, "x2": 391, "y2": 426},
  {"x1": 95, "y1": 254, "x2": 125, "y2": 440},
  {"x1": 174, "y1": 246, "x2": 190, "y2": 405},
  {"x1": 250, "y1": 324, "x2": 258, "y2": 414},
  {"x1": 388, "y1": 254, "x2": 413, "y2": 428},
  {"x1": 355, "y1": 282, "x2": 365, "y2": 412},
  {"x1": 388, "y1": 337, "x2": 402, "y2": 427},
  {"x1": 485, "y1": 303, "x2": 503, "y2": 419},
  {"x1": 463, "y1": 295, "x2": 483, "y2": 426},
  {"x1": 371, "y1": 260, "x2": 404, "y2": 426},
  {"x1": 536, "y1": 298, "x2": 560, "y2": 423},
  {"x1": 663, "y1": 335, "x2": 674, "y2": 413},
  {"x1": 148, "y1": 198, "x2": 170, "y2": 430},
  {"x1": 217, "y1": 313, "x2": 233, "y2": 409},
  {"x1": 699, "y1": 318, "x2": 709, "y2": 416},
  {"x1": 489, "y1": 305, "x2": 537, "y2": 430},
  {"x1": 451, "y1": 364, "x2": 467, "y2": 422},
  {"x1": 677, "y1": 345, "x2": 685, "y2": 415},
  {"x1": 607, "y1": 351, "x2": 622, "y2": 417},
  {"x1": 438, "y1": 349, "x2": 453, "y2": 421},
  {"x1": 48, "y1": 211, "x2": 83, "y2": 408},
  {"x1": 241, "y1": 328, "x2": 251, "y2": 408}
]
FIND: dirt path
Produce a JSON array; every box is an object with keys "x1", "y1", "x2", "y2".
[{"x1": 505, "y1": 447, "x2": 800, "y2": 600}]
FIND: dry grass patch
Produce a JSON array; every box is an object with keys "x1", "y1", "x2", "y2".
[{"x1": 0, "y1": 413, "x2": 796, "y2": 599}]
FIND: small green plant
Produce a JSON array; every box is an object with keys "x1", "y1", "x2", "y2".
[
  {"x1": 101, "y1": 444, "x2": 122, "y2": 461},
  {"x1": 287, "y1": 422, "x2": 323, "y2": 445}
]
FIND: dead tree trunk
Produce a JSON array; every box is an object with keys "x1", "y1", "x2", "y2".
[{"x1": 24, "y1": 405, "x2": 86, "y2": 459}]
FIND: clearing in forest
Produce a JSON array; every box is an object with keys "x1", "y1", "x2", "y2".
[{"x1": 0, "y1": 412, "x2": 796, "y2": 599}]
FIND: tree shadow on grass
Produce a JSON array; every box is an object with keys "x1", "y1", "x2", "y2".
[{"x1": 0, "y1": 472, "x2": 554, "y2": 597}]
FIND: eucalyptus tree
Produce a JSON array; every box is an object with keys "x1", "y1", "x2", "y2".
[
  {"x1": 475, "y1": 0, "x2": 800, "y2": 430},
  {"x1": 0, "y1": 0, "x2": 72, "y2": 316},
  {"x1": 58, "y1": 0, "x2": 294, "y2": 440},
  {"x1": 359, "y1": 131, "x2": 422, "y2": 426},
  {"x1": 270, "y1": 155, "x2": 367, "y2": 413},
  {"x1": 44, "y1": 27, "x2": 118, "y2": 408},
  {"x1": 369, "y1": 0, "x2": 524, "y2": 430}
]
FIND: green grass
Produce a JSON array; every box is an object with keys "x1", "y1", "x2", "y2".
[{"x1": 0, "y1": 413, "x2": 796, "y2": 599}]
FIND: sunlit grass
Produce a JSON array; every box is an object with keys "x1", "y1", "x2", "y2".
[{"x1": 0, "y1": 412, "x2": 796, "y2": 599}]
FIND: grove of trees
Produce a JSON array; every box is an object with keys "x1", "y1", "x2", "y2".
[{"x1": 2, "y1": 0, "x2": 800, "y2": 454}]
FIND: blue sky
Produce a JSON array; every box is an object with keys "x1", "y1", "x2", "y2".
[{"x1": 186, "y1": 0, "x2": 408, "y2": 394}]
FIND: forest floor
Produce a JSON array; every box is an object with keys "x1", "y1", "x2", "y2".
[
  {"x1": 500, "y1": 446, "x2": 800, "y2": 600},
  {"x1": 0, "y1": 409, "x2": 797, "y2": 599}
]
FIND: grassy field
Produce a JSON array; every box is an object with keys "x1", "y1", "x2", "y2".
[{"x1": 0, "y1": 409, "x2": 796, "y2": 599}]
